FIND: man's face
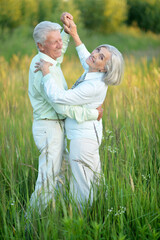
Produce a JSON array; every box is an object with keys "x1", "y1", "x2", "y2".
[{"x1": 38, "y1": 30, "x2": 63, "y2": 60}]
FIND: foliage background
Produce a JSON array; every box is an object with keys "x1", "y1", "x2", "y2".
[
  {"x1": 0, "y1": 0, "x2": 160, "y2": 33},
  {"x1": 0, "y1": 0, "x2": 160, "y2": 239}
]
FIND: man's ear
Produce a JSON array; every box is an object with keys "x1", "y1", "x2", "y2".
[{"x1": 37, "y1": 42, "x2": 44, "y2": 51}]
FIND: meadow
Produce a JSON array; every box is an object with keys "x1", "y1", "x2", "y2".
[{"x1": 0, "y1": 28, "x2": 160, "y2": 239}]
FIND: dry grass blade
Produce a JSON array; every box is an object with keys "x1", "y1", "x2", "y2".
[{"x1": 129, "y1": 173, "x2": 135, "y2": 192}]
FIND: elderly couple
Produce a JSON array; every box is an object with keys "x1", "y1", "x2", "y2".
[{"x1": 28, "y1": 12, "x2": 124, "y2": 213}]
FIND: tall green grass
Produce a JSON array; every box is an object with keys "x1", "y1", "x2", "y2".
[{"x1": 0, "y1": 53, "x2": 159, "y2": 239}]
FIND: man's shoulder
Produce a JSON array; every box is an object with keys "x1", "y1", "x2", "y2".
[
  {"x1": 30, "y1": 53, "x2": 39, "y2": 67},
  {"x1": 29, "y1": 53, "x2": 42, "y2": 84}
]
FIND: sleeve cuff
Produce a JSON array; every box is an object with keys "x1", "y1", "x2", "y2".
[
  {"x1": 88, "y1": 109, "x2": 98, "y2": 120},
  {"x1": 76, "y1": 43, "x2": 85, "y2": 53}
]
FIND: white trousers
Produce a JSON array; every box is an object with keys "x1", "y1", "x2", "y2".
[
  {"x1": 69, "y1": 138, "x2": 101, "y2": 205},
  {"x1": 30, "y1": 120, "x2": 64, "y2": 211}
]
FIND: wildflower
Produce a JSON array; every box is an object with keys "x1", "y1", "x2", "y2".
[
  {"x1": 11, "y1": 200, "x2": 15, "y2": 206},
  {"x1": 141, "y1": 174, "x2": 151, "y2": 181},
  {"x1": 114, "y1": 206, "x2": 126, "y2": 216},
  {"x1": 107, "y1": 145, "x2": 118, "y2": 153},
  {"x1": 108, "y1": 207, "x2": 113, "y2": 213}
]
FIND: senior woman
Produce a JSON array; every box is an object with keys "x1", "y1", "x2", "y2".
[{"x1": 35, "y1": 19, "x2": 124, "y2": 205}]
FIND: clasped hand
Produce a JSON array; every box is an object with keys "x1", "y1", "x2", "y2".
[{"x1": 60, "y1": 12, "x2": 77, "y2": 37}]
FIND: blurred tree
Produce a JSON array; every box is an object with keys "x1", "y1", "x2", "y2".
[
  {"x1": 37, "y1": 0, "x2": 59, "y2": 23},
  {"x1": 0, "y1": 0, "x2": 21, "y2": 29},
  {"x1": 45, "y1": 0, "x2": 68, "y2": 25},
  {"x1": 127, "y1": 0, "x2": 160, "y2": 33},
  {"x1": 58, "y1": 0, "x2": 81, "y2": 24},
  {"x1": 74, "y1": 0, "x2": 127, "y2": 33},
  {"x1": 75, "y1": 0, "x2": 105, "y2": 30},
  {"x1": 0, "y1": 0, "x2": 64, "y2": 30},
  {"x1": 153, "y1": 0, "x2": 160, "y2": 33},
  {"x1": 37, "y1": 0, "x2": 51, "y2": 21},
  {"x1": 103, "y1": 0, "x2": 127, "y2": 32},
  {"x1": 0, "y1": 0, "x2": 127, "y2": 33},
  {"x1": 21, "y1": 0, "x2": 38, "y2": 26}
]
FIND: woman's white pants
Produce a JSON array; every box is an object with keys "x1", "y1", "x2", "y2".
[{"x1": 69, "y1": 138, "x2": 101, "y2": 205}]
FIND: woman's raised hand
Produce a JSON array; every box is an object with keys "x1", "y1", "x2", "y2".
[{"x1": 60, "y1": 12, "x2": 73, "y2": 27}]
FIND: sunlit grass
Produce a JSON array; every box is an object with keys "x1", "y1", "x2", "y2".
[{"x1": 0, "y1": 54, "x2": 159, "y2": 239}]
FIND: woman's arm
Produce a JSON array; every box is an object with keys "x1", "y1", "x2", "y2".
[
  {"x1": 41, "y1": 72, "x2": 96, "y2": 105},
  {"x1": 62, "y1": 18, "x2": 90, "y2": 70},
  {"x1": 66, "y1": 23, "x2": 81, "y2": 47},
  {"x1": 34, "y1": 58, "x2": 96, "y2": 106}
]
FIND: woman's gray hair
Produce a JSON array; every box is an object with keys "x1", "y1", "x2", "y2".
[
  {"x1": 98, "y1": 44, "x2": 124, "y2": 86},
  {"x1": 33, "y1": 21, "x2": 62, "y2": 49}
]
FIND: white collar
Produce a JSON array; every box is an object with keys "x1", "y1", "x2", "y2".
[
  {"x1": 38, "y1": 52, "x2": 58, "y2": 67},
  {"x1": 85, "y1": 71, "x2": 104, "y2": 81}
]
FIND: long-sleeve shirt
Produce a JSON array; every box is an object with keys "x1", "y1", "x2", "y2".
[
  {"x1": 41, "y1": 44, "x2": 108, "y2": 142},
  {"x1": 28, "y1": 31, "x2": 98, "y2": 123}
]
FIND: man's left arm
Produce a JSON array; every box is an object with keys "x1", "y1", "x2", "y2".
[{"x1": 52, "y1": 102, "x2": 99, "y2": 123}]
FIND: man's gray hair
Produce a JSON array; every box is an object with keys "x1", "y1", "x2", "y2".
[
  {"x1": 98, "y1": 44, "x2": 124, "y2": 86},
  {"x1": 33, "y1": 21, "x2": 62, "y2": 48}
]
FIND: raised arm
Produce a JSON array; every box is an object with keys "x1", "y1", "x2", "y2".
[
  {"x1": 61, "y1": 12, "x2": 81, "y2": 47},
  {"x1": 56, "y1": 13, "x2": 74, "y2": 64},
  {"x1": 61, "y1": 17, "x2": 90, "y2": 70}
]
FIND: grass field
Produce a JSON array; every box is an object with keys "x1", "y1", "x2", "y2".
[{"x1": 0, "y1": 29, "x2": 160, "y2": 239}]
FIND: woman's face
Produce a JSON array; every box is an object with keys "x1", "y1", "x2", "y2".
[{"x1": 86, "y1": 47, "x2": 111, "y2": 72}]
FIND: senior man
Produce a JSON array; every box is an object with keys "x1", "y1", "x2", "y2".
[{"x1": 28, "y1": 13, "x2": 102, "y2": 212}]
